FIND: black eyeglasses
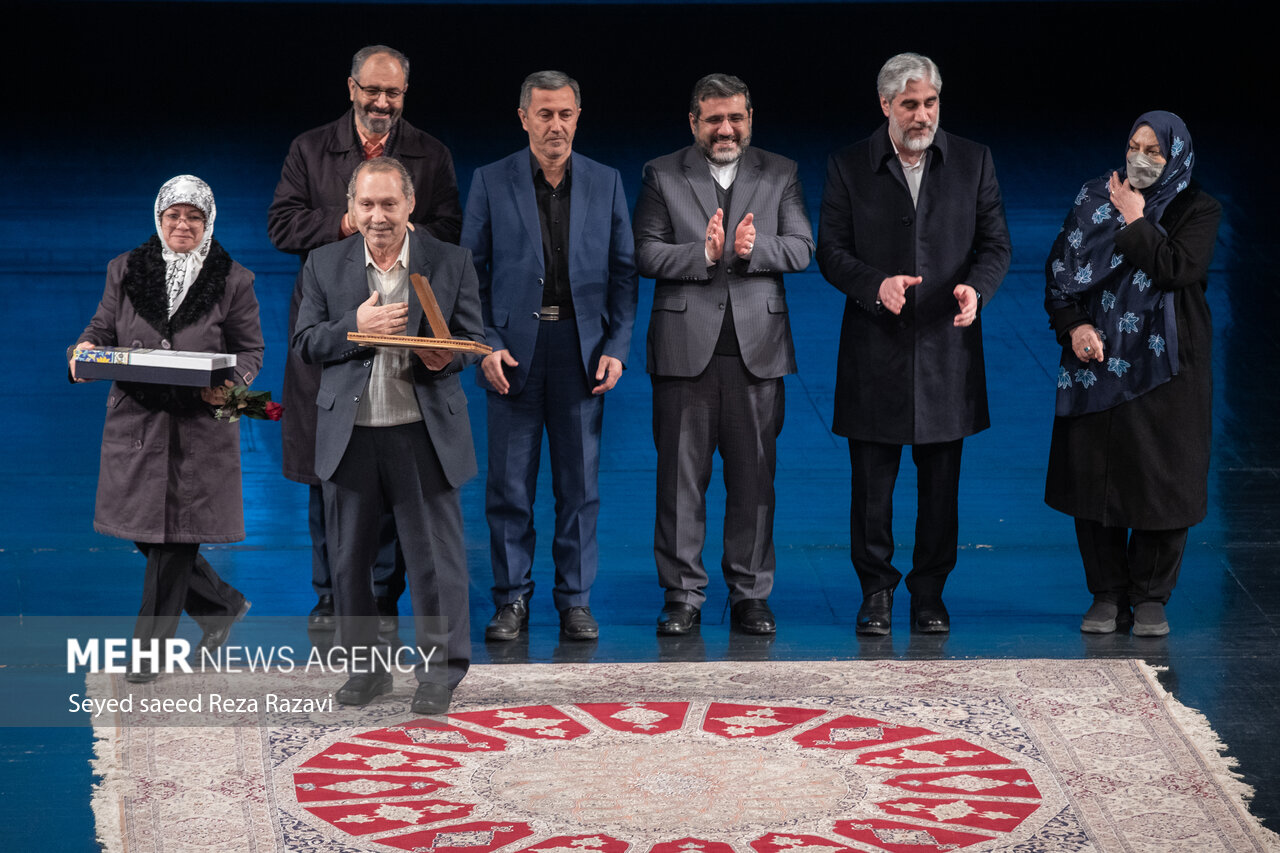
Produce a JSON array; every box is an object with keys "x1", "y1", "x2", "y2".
[{"x1": 352, "y1": 80, "x2": 405, "y2": 100}]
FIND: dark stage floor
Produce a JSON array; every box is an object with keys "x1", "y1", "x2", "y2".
[{"x1": 2, "y1": 2, "x2": 1273, "y2": 851}]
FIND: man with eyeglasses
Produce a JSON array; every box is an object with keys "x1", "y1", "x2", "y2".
[
  {"x1": 632, "y1": 73, "x2": 813, "y2": 637},
  {"x1": 268, "y1": 44, "x2": 463, "y2": 639}
]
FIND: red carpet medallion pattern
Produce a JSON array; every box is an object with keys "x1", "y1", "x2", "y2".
[{"x1": 90, "y1": 660, "x2": 1278, "y2": 852}]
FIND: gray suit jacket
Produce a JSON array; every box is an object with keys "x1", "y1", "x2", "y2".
[
  {"x1": 292, "y1": 229, "x2": 483, "y2": 487},
  {"x1": 633, "y1": 146, "x2": 814, "y2": 379}
]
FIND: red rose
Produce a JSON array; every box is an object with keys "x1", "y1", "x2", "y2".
[{"x1": 265, "y1": 402, "x2": 284, "y2": 421}]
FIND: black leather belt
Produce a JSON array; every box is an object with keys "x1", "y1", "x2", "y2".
[{"x1": 539, "y1": 305, "x2": 573, "y2": 321}]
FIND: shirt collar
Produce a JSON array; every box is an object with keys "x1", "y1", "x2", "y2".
[
  {"x1": 706, "y1": 156, "x2": 740, "y2": 189},
  {"x1": 364, "y1": 232, "x2": 411, "y2": 272},
  {"x1": 354, "y1": 116, "x2": 393, "y2": 150},
  {"x1": 530, "y1": 150, "x2": 572, "y2": 186}
]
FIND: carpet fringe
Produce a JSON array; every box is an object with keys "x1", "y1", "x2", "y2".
[
  {"x1": 1136, "y1": 659, "x2": 1278, "y2": 843},
  {"x1": 89, "y1": 675, "x2": 126, "y2": 853}
]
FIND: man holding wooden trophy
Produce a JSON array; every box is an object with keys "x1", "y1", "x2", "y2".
[{"x1": 292, "y1": 156, "x2": 488, "y2": 715}]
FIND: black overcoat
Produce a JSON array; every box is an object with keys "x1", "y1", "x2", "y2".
[
  {"x1": 818, "y1": 126, "x2": 1011, "y2": 444},
  {"x1": 267, "y1": 110, "x2": 462, "y2": 484}
]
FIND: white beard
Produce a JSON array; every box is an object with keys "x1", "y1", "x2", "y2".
[{"x1": 899, "y1": 123, "x2": 937, "y2": 152}]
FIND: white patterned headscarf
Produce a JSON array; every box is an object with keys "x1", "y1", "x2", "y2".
[{"x1": 154, "y1": 174, "x2": 216, "y2": 317}]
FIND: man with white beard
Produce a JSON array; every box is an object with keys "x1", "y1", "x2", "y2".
[{"x1": 817, "y1": 53, "x2": 1011, "y2": 636}]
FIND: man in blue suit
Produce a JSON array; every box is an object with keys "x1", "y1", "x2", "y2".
[
  {"x1": 462, "y1": 70, "x2": 638, "y2": 642},
  {"x1": 294, "y1": 157, "x2": 482, "y2": 715}
]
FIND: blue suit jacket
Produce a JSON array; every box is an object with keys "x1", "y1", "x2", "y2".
[
  {"x1": 461, "y1": 149, "x2": 638, "y2": 395},
  {"x1": 292, "y1": 229, "x2": 483, "y2": 487}
]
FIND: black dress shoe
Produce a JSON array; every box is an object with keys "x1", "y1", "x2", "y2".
[
  {"x1": 657, "y1": 602, "x2": 700, "y2": 635},
  {"x1": 911, "y1": 597, "x2": 950, "y2": 633},
  {"x1": 730, "y1": 599, "x2": 776, "y2": 635},
  {"x1": 309, "y1": 595, "x2": 335, "y2": 629},
  {"x1": 197, "y1": 599, "x2": 252, "y2": 653},
  {"x1": 559, "y1": 606, "x2": 599, "y2": 640},
  {"x1": 335, "y1": 672, "x2": 393, "y2": 706},
  {"x1": 856, "y1": 589, "x2": 894, "y2": 635},
  {"x1": 411, "y1": 682, "x2": 453, "y2": 715},
  {"x1": 485, "y1": 596, "x2": 529, "y2": 641},
  {"x1": 124, "y1": 662, "x2": 158, "y2": 684},
  {"x1": 376, "y1": 596, "x2": 399, "y2": 636}
]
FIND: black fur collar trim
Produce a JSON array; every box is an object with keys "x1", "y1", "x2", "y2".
[{"x1": 122, "y1": 235, "x2": 232, "y2": 337}]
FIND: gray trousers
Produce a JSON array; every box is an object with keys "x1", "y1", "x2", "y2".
[{"x1": 652, "y1": 355, "x2": 784, "y2": 607}]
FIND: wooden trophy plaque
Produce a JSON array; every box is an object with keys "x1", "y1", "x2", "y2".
[{"x1": 347, "y1": 273, "x2": 492, "y2": 356}]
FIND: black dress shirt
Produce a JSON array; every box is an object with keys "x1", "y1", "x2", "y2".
[{"x1": 532, "y1": 153, "x2": 573, "y2": 314}]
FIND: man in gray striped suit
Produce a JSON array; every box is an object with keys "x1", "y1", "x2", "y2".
[{"x1": 633, "y1": 73, "x2": 814, "y2": 636}]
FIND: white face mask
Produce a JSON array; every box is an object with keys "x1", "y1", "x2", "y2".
[{"x1": 1126, "y1": 152, "x2": 1165, "y2": 189}]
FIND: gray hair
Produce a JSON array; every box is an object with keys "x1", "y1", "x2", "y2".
[
  {"x1": 347, "y1": 156, "x2": 415, "y2": 201},
  {"x1": 351, "y1": 45, "x2": 410, "y2": 84},
  {"x1": 689, "y1": 73, "x2": 752, "y2": 118},
  {"x1": 876, "y1": 52, "x2": 941, "y2": 103},
  {"x1": 519, "y1": 71, "x2": 581, "y2": 110}
]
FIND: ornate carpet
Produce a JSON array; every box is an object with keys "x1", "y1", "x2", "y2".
[{"x1": 90, "y1": 660, "x2": 1278, "y2": 852}]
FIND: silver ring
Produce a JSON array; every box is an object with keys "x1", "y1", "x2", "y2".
[{"x1": 1084, "y1": 346, "x2": 1092, "y2": 353}]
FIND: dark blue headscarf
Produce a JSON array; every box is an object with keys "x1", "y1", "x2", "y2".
[{"x1": 1046, "y1": 110, "x2": 1195, "y2": 416}]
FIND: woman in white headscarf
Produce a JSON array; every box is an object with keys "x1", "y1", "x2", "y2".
[{"x1": 70, "y1": 175, "x2": 264, "y2": 681}]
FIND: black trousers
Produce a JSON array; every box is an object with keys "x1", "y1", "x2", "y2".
[
  {"x1": 653, "y1": 355, "x2": 784, "y2": 607},
  {"x1": 133, "y1": 542, "x2": 244, "y2": 642},
  {"x1": 308, "y1": 484, "x2": 407, "y2": 601},
  {"x1": 848, "y1": 438, "x2": 963, "y2": 598},
  {"x1": 322, "y1": 424, "x2": 470, "y2": 687},
  {"x1": 1074, "y1": 519, "x2": 1188, "y2": 605}
]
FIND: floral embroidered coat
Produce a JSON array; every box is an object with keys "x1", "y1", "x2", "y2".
[{"x1": 1045, "y1": 185, "x2": 1221, "y2": 528}]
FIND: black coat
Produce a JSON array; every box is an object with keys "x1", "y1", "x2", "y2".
[
  {"x1": 818, "y1": 126, "x2": 1011, "y2": 444},
  {"x1": 1044, "y1": 184, "x2": 1221, "y2": 528},
  {"x1": 267, "y1": 111, "x2": 462, "y2": 484}
]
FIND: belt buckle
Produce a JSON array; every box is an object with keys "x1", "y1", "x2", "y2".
[{"x1": 540, "y1": 305, "x2": 561, "y2": 321}]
